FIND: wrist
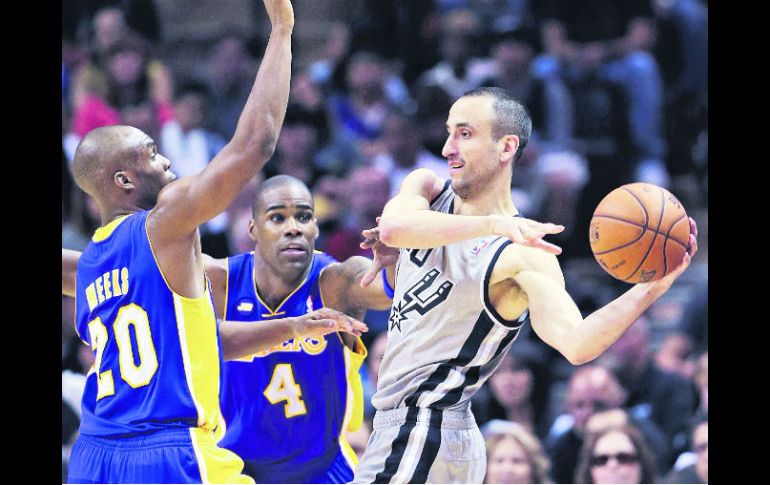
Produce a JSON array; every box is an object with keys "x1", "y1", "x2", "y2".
[
  {"x1": 488, "y1": 215, "x2": 504, "y2": 236},
  {"x1": 289, "y1": 316, "x2": 303, "y2": 340}
]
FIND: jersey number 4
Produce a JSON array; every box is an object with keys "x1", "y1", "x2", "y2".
[
  {"x1": 263, "y1": 364, "x2": 308, "y2": 418},
  {"x1": 88, "y1": 303, "x2": 159, "y2": 399}
]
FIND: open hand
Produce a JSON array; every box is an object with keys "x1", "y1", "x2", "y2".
[
  {"x1": 360, "y1": 217, "x2": 400, "y2": 287},
  {"x1": 491, "y1": 215, "x2": 565, "y2": 254},
  {"x1": 292, "y1": 308, "x2": 368, "y2": 339}
]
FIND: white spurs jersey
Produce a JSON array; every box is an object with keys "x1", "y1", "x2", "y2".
[{"x1": 372, "y1": 181, "x2": 529, "y2": 412}]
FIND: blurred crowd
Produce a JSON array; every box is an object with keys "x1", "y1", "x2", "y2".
[{"x1": 62, "y1": 0, "x2": 707, "y2": 483}]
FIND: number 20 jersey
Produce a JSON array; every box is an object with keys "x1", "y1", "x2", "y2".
[
  {"x1": 74, "y1": 210, "x2": 223, "y2": 438},
  {"x1": 372, "y1": 181, "x2": 530, "y2": 412}
]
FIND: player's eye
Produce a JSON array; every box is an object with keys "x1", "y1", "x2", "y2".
[
  {"x1": 270, "y1": 213, "x2": 284, "y2": 223},
  {"x1": 298, "y1": 213, "x2": 312, "y2": 222}
]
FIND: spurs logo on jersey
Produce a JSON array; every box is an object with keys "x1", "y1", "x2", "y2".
[{"x1": 388, "y1": 268, "x2": 454, "y2": 332}]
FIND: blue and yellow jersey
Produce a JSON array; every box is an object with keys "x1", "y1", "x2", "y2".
[
  {"x1": 218, "y1": 251, "x2": 365, "y2": 477},
  {"x1": 74, "y1": 210, "x2": 223, "y2": 438}
]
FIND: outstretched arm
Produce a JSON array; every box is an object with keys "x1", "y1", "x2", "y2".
[
  {"x1": 62, "y1": 249, "x2": 80, "y2": 298},
  {"x1": 220, "y1": 308, "x2": 368, "y2": 360},
  {"x1": 502, "y1": 219, "x2": 699, "y2": 365},
  {"x1": 377, "y1": 169, "x2": 564, "y2": 252},
  {"x1": 151, "y1": 0, "x2": 294, "y2": 237}
]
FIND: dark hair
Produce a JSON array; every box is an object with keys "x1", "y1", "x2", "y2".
[
  {"x1": 574, "y1": 424, "x2": 658, "y2": 484},
  {"x1": 251, "y1": 175, "x2": 311, "y2": 216},
  {"x1": 461, "y1": 87, "x2": 532, "y2": 163}
]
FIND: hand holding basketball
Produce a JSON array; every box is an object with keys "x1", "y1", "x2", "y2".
[{"x1": 589, "y1": 183, "x2": 697, "y2": 284}]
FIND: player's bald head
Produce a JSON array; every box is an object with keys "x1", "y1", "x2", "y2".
[
  {"x1": 252, "y1": 175, "x2": 313, "y2": 216},
  {"x1": 71, "y1": 125, "x2": 146, "y2": 199}
]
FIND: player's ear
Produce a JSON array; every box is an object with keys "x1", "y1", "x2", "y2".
[
  {"x1": 499, "y1": 134, "x2": 519, "y2": 166},
  {"x1": 248, "y1": 219, "x2": 257, "y2": 242},
  {"x1": 114, "y1": 171, "x2": 134, "y2": 191}
]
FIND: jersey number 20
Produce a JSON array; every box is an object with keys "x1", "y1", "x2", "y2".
[{"x1": 88, "y1": 303, "x2": 159, "y2": 399}]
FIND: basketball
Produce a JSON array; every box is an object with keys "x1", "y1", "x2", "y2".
[{"x1": 589, "y1": 183, "x2": 690, "y2": 283}]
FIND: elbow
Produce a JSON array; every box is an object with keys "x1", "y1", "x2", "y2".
[
  {"x1": 563, "y1": 347, "x2": 596, "y2": 366},
  {"x1": 377, "y1": 218, "x2": 400, "y2": 247}
]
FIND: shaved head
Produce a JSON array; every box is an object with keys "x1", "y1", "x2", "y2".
[
  {"x1": 71, "y1": 125, "x2": 144, "y2": 199},
  {"x1": 252, "y1": 175, "x2": 312, "y2": 216}
]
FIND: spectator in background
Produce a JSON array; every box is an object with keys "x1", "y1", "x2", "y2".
[
  {"x1": 484, "y1": 421, "x2": 552, "y2": 484},
  {"x1": 597, "y1": 316, "x2": 695, "y2": 462},
  {"x1": 664, "y1": 417, "x2": 707, "y2": 484},
  {"x1": 263, "y1": 105, "x2": 328, "y2": 187},
  {"x1": 414, "y1": 84, "x2": 455, "y2": 159},
  {"x1": 207, "y1": 32, "x2": 256, "y2": 140},
  {"x1": 70, "y1": 6, "x2": 173, "y2": 138},
  {"x1": 348, "y1": 0, "x2": 441, "y2": 85},
  {"x1": 536, "y1": 0, "x2": 668, "y2": 188},
  {"x1": 546, "y1": 365, "x2": 627, "y2": 483},
  {"x1": 481, "y1": 26, "x2": 572, "y2": 152},
  {"x1": 691, "y1": 352, "x2": 707, "y2": 422},
  {"x1": 417, "y1": 9, "x2": 495, "y2": 99},
  {"x1": 159, "y1": 80, "x2": 230, "y2": 257},
  {"x1": 653, "y1": 332, "x2": 695, "y2": 379},
  {"x1": 371, "y1": 111, "x2": 448, "y2": 198},
  {"x1": 481, "y1": 347, "x2": 547, "y2": 438},
  {"x1": 323, "y1": 167, "x2": 390, "y2": 263},
  {"x1": 574, "y1": 424, "x2": 658, "y2": 484},
  {"x1": 327, "y1": 51, "x2": 398, "y2": 151}
]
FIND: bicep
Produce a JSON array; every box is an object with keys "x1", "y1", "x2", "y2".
[
  {"x1": 513, "y1": 269, "x2": 583, "y2": 353},
  {"x1": 382, "y1": 169, "x2": 446, "y2": 216}
]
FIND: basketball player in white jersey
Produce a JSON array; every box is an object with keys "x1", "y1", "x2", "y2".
[{"x1": 352, "y1": 87, "x2": 698, "y2": 484}]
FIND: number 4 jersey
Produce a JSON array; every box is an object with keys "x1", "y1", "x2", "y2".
[
  {"x1": 217, "y1": 251, "x2": 364, "y2": 481},
  {"x1": 74, "y1": 210, "x2": 224, "y2": 438},
  {"x1": 372, "y1": 181, "x2": 530, "y2": 412}
]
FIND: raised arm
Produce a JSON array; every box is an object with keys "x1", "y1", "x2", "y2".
[
  {"x1": 150, "y1": 0, "x2": 294, "y2": 237},
  {"x1": 501, "y1": 219, "x2": 699, "y2": 365},
  {"x1": 62, "y1": 249, "x2": 80, "y2": 298},
  {"x1": 377, "y1": 169, "x2": 564, "y2": 252}
]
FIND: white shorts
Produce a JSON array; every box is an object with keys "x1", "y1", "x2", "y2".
[{"x1": 352, "y1": 406, "x2": 486, "y2": 484}]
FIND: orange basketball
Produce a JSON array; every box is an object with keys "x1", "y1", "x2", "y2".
[{"x1": 589, "y1": 183, "x2": 690, "y2": 283}]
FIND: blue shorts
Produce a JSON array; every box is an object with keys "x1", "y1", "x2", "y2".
[
  {"x1": 68, "y1": 427, "x2": 254, "y2": 484},
  {"x1": 242, "y1": 448, "x2": 355, "y2": 484}
]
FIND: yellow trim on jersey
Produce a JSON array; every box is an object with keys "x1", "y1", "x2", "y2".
[
  {"x1": 252, "y1": 252, "x2": 314, "y2": 316},
  {"x1": 223, "y1": 256, "x2": 230, "y2": 319},
  {"x1": 341, "y1": 337, "x2": 367, "y2": 434},
  {"x1": 190, "y1": 428, "x2": 254, "y2": 484},
  {"x1": 339, "y1": 434, "x2": 360, "y2": 468},
  {"x1": 174, "y1": 292, "x2": 222, "y2": 431},
  {"x1": 91, "y1": 214, "x2": 130, "y2": 242}
]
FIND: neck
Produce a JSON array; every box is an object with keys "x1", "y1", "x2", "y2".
[
  {"x1": 98, "y1": 204, "x2": 143, "y2": 227},
  {"x1": 252, "y1": 251, "x2": 311, "y2": 310},
  {"x1": 454, "y1": 175, "x2": 518, "y2": 217}
]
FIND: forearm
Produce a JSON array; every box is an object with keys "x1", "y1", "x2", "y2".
[
  {"x1": 379, "y1": 210, "x2": 495, "y2": 249},
  {"x1": 229, "y1": 26, "x2": 293, "y2": 159},
  {"x1": 220, "y1": 317, "x2": 297, "y2": 361},
  {"x1": 570, "y1": 283, "x2": 669, "y2": 362},
  {"x1": 519, "y1": 270, "x2": 669, "y2": 365}
]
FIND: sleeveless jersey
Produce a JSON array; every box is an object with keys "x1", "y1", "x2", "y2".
[
  {"x1": 372, "y1": 181, "x2": 530, "y2": 412},
  {"x1": 218, "y1": 251, "x2": 362, "y2": 472},
  {"x1": 74, "y1": 210, "x2": 223, "y2": 438}
]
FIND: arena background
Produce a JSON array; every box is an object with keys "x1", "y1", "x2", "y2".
[{"x1": 61, "y1": 0, "x2": 708, "y2": 482}]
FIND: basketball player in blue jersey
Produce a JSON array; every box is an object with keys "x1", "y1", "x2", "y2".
[
  {"x1": 352, "y1": 87, "x2": 699, "y2": 483},
  {"x1": 62, "y1": 174, "x2": 394, "y2": 484},
  {"x1": 197, "y1": 174, "x2": 397, "y2": 483},
  {"x1": 61, "y1": 1, "x2": 361, "y2": 483}
]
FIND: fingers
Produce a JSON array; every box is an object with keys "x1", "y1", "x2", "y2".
[
  {"x1": 360, "y1": 261, "x2": 382, "y2": 288},
  {"x1": 687, "y1": 217, "x2": 699, "y2": 256},
  {"x1": 531, "y1": 239, "x2": 563, "y2": 255}
]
